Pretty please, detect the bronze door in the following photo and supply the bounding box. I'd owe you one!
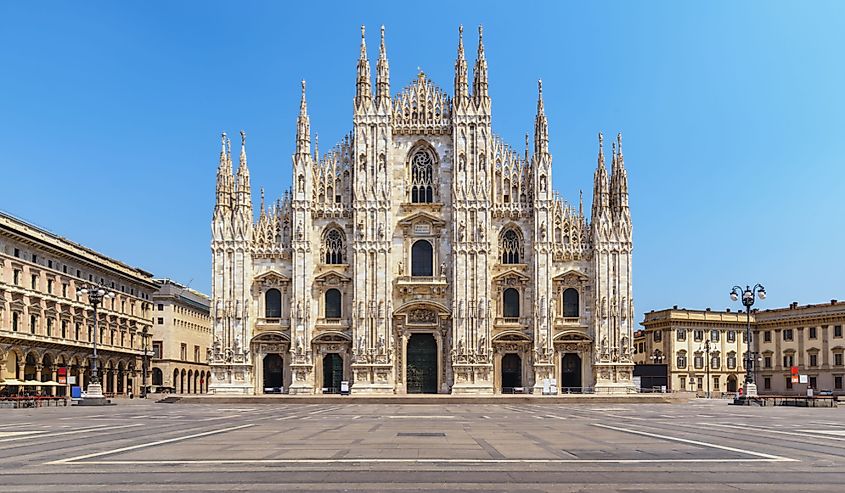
[406,334,437,394]
[322,353,343,393]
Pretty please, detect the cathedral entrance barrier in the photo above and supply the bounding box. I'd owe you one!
[561,353,582,392]
[322,353,343,394]
[262,354,284,394]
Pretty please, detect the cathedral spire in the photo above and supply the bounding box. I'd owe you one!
[259,187,266,219]
[592,132,609,220]
[376,25,391,109]
[236,130,252,215]
[296,80,311,156]
[613,132,630,221]
[534,80,549,158]
[454,25,469,104]
[472,25,489,105]
[355,25,372,109]
[215,132,234,212]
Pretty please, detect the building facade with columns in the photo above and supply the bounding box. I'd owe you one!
[0,211,156,396]
[149,278,212,394]
[210,26,636,395]
[637,300,845,396]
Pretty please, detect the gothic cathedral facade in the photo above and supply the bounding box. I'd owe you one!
[209,26,635,395]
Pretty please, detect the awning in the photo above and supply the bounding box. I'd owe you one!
[40,380,62,386]
[22,380,42,386]
[1,379,24,386]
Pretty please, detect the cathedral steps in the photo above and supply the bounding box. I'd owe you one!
[157,394,681,405]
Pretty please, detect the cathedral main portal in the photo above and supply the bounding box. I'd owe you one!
[406,334,437,394]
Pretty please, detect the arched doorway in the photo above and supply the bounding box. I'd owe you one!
[322,353,343,393]
[406,333,437,394]
[263,354,283,393]
[561,353,582,392]
[501,353,522,391]
[727,375,738,393]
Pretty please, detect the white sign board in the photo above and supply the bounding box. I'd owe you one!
[632,376,642,389]
[799,374,809,384]
[68,376,77,385]
[542,379,551,395]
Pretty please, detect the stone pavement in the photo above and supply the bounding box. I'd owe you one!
[0,398,844,491]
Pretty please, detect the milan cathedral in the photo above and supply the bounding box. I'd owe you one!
[209,26,635,395]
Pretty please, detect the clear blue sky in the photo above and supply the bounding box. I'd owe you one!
[1,1,842,315]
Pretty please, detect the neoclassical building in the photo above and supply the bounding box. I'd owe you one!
[209,26,635,395]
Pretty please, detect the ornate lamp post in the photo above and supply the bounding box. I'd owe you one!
[700,339,711,399]
[141,326,149,398]
[730,284,766,399]
[77,284,115,405]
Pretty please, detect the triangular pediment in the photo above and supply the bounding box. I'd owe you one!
[397,211,446,228]
[553,269,590,283]
[492,268,530,283]
[253,270,291,285]
[314,269,351,284]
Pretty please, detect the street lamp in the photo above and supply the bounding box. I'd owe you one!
[700,339,712,399]
[76,284,116,405]
[141,326,149,398]
[729,284,766,399]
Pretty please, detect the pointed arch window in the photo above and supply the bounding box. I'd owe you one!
[503,288,520,318]
[324,228,345,264]
[500,228,523,264]
[265,289,282,318]
[325,289,341,319]
[411,240,433,276]
[409,147,435,203]
[563,288,579,317]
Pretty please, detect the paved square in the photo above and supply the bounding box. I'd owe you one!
[1,399,844,491]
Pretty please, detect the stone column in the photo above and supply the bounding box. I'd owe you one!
[50,366,57,396]
[35,364,43,394]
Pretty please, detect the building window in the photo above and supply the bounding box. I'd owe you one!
[679,376,686,390]
[764,377,772,390]
[710,354,720,369]
[411,240,433,276]
[713,376,720,391]
[783,354,794,367]
[835,325,843,338]
[785,377,793,390]
[47,279,53,294]
[194,345,200,363]
[62,283,68,297]
[710,330,720,342]
[32,254,37,263]
[61,320,67,338]
[727,330,736,343]
[809,354,818,367]
[764,330,772,342]
[75,323,80,340]
[13,248,19,258]
[676,329,686,341]
[13,270,20,286]
[783,329,794,341]
[152,341,163,359]
[323,228,345,264]
[563,288,579,317]
[694,330,704,342]
[499,228,523,264]
[31,274,37,290]
[835,376,843,390]
[835,353,844,367]
[30,315,37,334]
[676,352,687,369]
[46,318,53,337]
[503,288,520,318]
[653,330,662,342]
[11,312,18,332]
[157,317,164,325]
[157,304,164,311]
[409,147,435,203]
[694,354,704,369]
[180,343,187,361]
[764,355,772,368]
[325,289,342,319]
[809,327,817,339]
[697,377,703,390]
[265,289,282,318]
[727,353,737,369]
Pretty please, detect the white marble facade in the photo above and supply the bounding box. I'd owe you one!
[209,26,635,395]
